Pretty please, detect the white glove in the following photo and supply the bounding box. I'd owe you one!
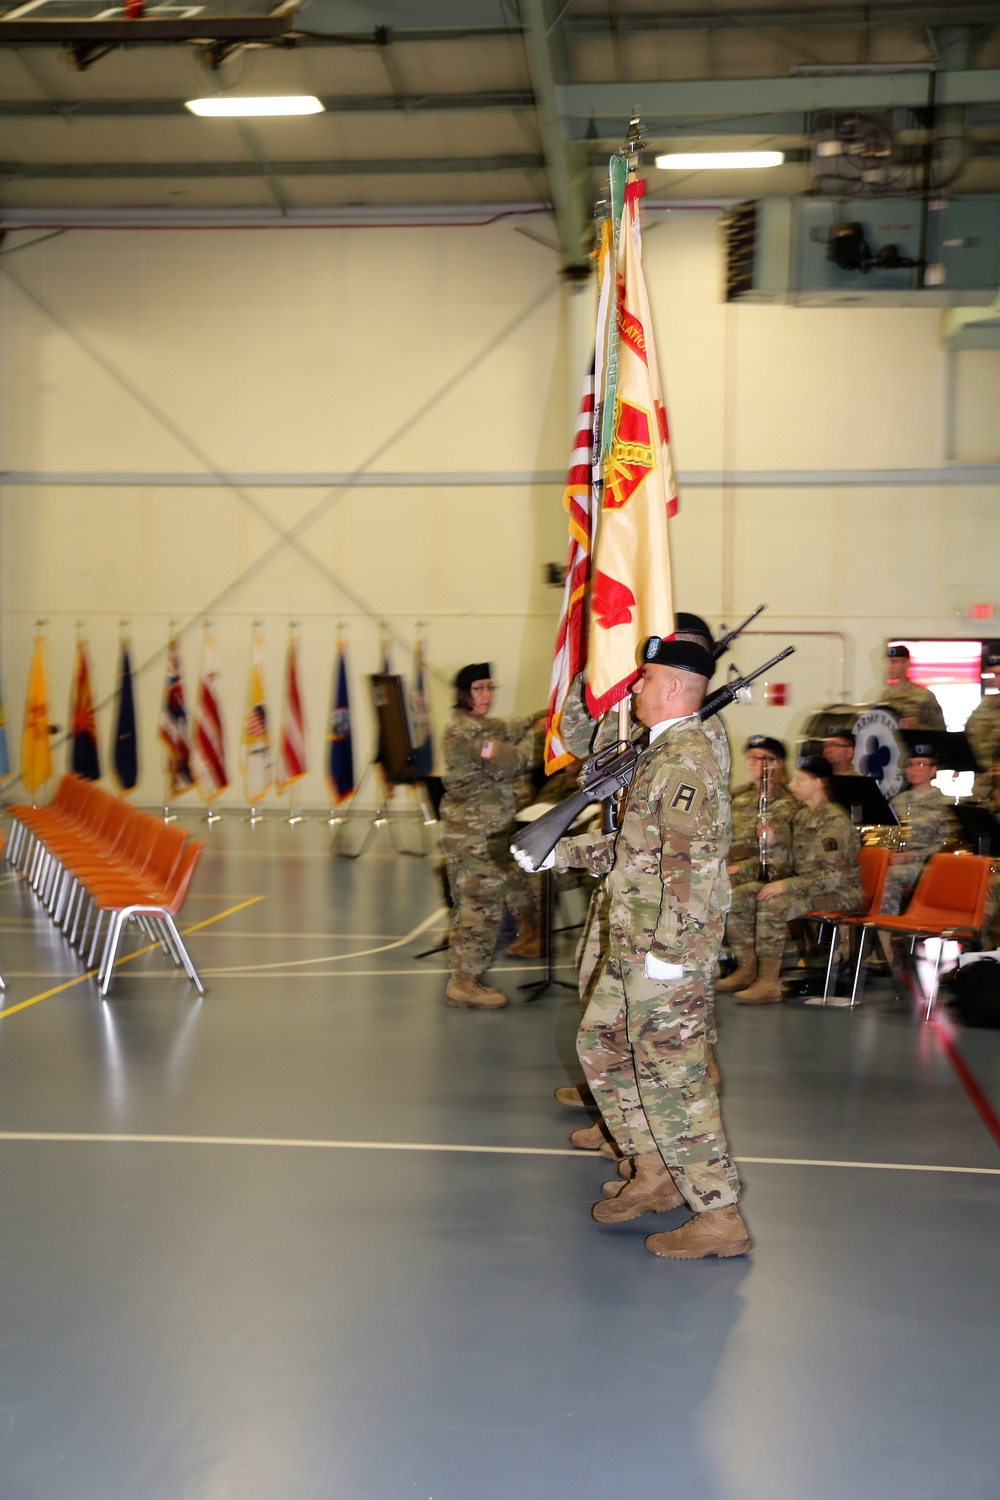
[511,844,554,873]
[644,952,684,981]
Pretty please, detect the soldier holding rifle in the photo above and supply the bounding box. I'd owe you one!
[515,638,751,1261]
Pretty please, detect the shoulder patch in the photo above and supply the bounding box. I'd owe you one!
[658,766,710,825]
[823,837,839,851]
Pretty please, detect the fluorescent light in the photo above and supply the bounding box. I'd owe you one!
[654,151,784,170]
[185,96,325,118]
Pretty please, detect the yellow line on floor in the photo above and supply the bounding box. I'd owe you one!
[0,1132,995,1175]
[0,896,264,1020]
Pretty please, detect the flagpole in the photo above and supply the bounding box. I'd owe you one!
[284,620,304,824]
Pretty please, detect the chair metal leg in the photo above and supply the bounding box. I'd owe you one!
[850,925,871,1007]
[821,923,839,1003]
[99,911,127,996]
[162,913,205,994]
[88,909,106,967]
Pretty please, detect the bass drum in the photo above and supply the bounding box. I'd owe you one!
[800,703,905,799]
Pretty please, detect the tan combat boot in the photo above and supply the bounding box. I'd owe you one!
[553,1083,593,1109]
[568,1121,619,1157]
[644,1203,751,1259]
[505,915,541,958]
[734,956,783,1005]
[715,951,758,992]
[445,973,508,1009]
[591,1153,685,1223]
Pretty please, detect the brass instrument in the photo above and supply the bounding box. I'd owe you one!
[859,819,910,852]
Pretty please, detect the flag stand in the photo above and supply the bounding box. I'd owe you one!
[203,804,223,825]
[242,805,265,825]
[163,776,177,824]
[286,788,303,825]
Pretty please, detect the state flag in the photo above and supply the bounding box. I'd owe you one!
[111,639,139,791]
[278,634,307,790]
[410,631,433,779]
[69,636,100,781]
[240,629,273,804]
[191,631,229,801]
[327,642,354,805]
[21,633,52,795]
[158,632,194,797]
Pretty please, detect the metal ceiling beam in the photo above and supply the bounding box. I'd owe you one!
[519,0,592,276]
[564,5,1000,34]
[0,90,535,120]
[0,153,544,179]
[0,15,290,43]
[557,70,1000,119]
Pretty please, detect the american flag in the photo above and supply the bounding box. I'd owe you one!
[158,634,194,796]
[543,362,599,772]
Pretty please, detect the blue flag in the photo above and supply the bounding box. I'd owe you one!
[327,644,354,805]
[112,640,139,791]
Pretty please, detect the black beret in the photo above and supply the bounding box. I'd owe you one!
[886,644,910,659]
[642,637,713,677]
[675,612,713,646]
[746,735,786,759]
[824,726,856,746]
[797,755,833,781]
[454,662,491,692]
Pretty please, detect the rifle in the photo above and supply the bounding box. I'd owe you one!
[713,603,765,660]
[511,645,795,870]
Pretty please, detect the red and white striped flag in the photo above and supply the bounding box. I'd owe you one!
[586,178,677,718]
[544,365,597,773]
[191,631,229,801]
[278,634,307,789]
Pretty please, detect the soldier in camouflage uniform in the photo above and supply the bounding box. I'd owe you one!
[822,728,861,777]
[726,735,796,890]
[882,743,957,915]
[518,638,750,1261]
[440,663,543,1010]
[964,666,1000,798]
[725,755,862,1004]
[878,644,945,731]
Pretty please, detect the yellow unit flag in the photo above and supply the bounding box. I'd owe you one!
[585,178,677,719]
[21,633,53,794]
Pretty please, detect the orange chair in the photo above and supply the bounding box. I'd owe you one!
[95,837,206,996]
[804,845,891,1006]
[853,852,993,1018]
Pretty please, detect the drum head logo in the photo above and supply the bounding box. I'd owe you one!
[853,708,903,797]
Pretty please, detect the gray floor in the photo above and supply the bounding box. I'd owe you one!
[0,815,997,1500]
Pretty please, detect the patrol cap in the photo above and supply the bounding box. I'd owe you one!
[796,754,833,781]
[746,734,786,760]
[824,726,856,747]
[886,643,910,659]
[901,729,979,773]
[454,662,492,692]
[642,637,713,678]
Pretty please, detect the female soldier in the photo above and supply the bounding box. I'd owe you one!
[440,664,543,1010]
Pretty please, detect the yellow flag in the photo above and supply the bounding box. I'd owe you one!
[21,633,53,794]
[585,179,676,718]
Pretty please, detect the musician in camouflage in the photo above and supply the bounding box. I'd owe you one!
[727,735,796,888]
[725,755,862,1003]
[878,645,945,731]
[440,663,543,1010]
[965,668,1000,797]
[882,744,957,915]
[542,637,750,1261]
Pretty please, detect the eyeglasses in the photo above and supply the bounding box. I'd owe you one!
[470,682,496,692]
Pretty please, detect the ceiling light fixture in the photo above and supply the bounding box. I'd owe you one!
[654,151,784,170]
[185,96,325,118]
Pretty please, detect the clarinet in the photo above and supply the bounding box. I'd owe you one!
[757,760,770,882]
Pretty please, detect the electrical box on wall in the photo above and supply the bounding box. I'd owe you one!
[722,195,1000,306]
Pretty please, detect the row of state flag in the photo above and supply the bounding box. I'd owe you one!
[545,141,679,771]
[11,626,433,807]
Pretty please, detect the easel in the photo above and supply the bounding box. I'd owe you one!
[332,760,435,859]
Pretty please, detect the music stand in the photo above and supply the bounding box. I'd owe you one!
[951,804,1000,856]
[830,776,899,827]
[514,800,590,1003]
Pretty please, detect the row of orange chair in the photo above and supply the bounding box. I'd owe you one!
[806,846,993,1015]
[6,775,206,996]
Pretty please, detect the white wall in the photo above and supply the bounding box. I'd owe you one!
[1,212,997,806]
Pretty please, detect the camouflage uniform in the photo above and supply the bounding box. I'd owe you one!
[965,696,1000,801]
[878,680,945,731]
[553,718,740,1214]
[727,799,861,957]
[440,710,541,977]
[881,783,957,915]
[728,780,796,885]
